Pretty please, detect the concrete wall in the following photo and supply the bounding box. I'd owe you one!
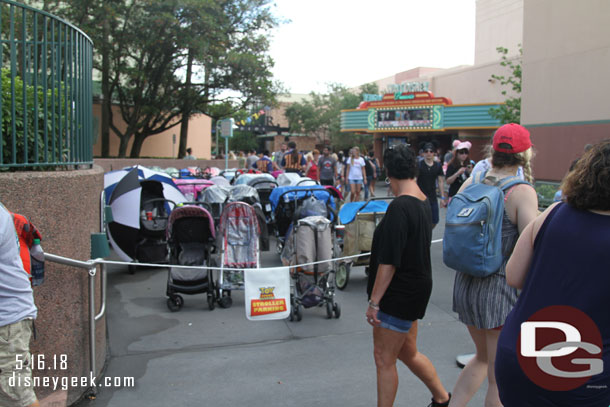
[92,103,212,159]
[521,0,610,181]
[0,167,106,405]
[94,158,240,173]
[521,0,610,125]
[474,0,523,65]
[430,60,516,104]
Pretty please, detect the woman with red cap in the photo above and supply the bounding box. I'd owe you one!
[449,123,539,407]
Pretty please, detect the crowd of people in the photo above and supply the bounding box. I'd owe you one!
[365,125,610,407]
[3,126,608,407]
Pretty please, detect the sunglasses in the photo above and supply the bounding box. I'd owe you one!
[457,149,469,154]
[424,149,434,153]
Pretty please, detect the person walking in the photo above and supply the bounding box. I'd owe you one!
[496,139,610,407]
[318,147,337,186]
[445,141,473,200]
[366,144,451,407]
[305,150,320,180]
[449,123,538,407]
[281,141,306,175]
[183,148,196,160]
[368,151,381,197]
[364,152,377,199]
[416,142,447,229]
[346,146,367,202]
[0,202,40,407]
[273,142,288,169]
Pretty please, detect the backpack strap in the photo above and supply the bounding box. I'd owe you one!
[496,176,530,192]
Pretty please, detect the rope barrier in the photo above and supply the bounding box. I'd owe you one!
[94,240,445,272]
[96,252,372,272]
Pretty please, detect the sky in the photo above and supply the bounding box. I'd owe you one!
[268,0,476,95]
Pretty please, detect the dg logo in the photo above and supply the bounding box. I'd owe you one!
[518,305,604,391]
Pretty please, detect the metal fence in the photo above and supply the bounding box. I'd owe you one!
[0,0,93,169]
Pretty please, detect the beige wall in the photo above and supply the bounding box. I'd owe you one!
[521,0,610,125]
[430,60,516,104]
[93,103,212,159]
[474,0,523,65]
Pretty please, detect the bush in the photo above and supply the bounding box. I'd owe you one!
[1,68,66,167]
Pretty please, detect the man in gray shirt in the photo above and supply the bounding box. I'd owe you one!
[0,202,39,407]
[318,147,337,186]
[246,149,259,169]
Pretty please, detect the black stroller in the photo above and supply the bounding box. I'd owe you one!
[130,181,176,273]
[166,205,217,311]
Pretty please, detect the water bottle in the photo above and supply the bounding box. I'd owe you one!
[30,238,45,286]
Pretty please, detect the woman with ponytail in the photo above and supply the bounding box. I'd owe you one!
[449,124,539,407]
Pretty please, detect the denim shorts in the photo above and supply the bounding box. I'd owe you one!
[349,178,363,185]
[377,311,413,333]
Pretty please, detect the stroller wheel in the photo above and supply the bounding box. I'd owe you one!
[219,295,233,309]
[326,302,333,319]
[276,241,283,255]
[296,305,303,322]
[335,262,350,290]
[167,295,184,312]
[333,302,341,319]
[207,294,216,311]
[128,264,138,275]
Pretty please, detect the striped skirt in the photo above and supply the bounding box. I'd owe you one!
[452,212,519,329]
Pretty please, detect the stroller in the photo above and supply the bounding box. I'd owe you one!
[215,201,261,308]
[173,178,214,201]
[229,184,270,251]
[269,185,337,255]
[131,181,176,271]
[199,184,230,226]
[281,215,341,321]
[336,197,392,290]
[165,205,217,311]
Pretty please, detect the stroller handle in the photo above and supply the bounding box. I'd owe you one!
[250,179,278,189]
[356,196,394,213]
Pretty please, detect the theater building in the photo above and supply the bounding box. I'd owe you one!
[341,0,610,182]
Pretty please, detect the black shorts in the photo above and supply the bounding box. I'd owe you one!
[320,179,334,186]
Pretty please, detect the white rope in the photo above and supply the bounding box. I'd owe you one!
[94,239,443,272]
[96,252,372,272]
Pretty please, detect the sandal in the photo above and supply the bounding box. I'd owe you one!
[427,392,451,407]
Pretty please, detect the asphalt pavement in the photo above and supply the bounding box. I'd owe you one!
[75,182,486,407]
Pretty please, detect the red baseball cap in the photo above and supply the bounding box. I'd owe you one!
[493,123,532,153]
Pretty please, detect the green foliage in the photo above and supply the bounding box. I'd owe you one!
[489,46,522,124]
[1,68,66,167]
[228,130,259,152]
[43,0,282,158]
[284,83,378,152]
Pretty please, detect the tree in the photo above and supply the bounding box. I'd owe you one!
[489,46,522,124]
[284,82,378,151]
[40,0,282,157]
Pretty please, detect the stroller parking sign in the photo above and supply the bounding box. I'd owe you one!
[245,267,291,321]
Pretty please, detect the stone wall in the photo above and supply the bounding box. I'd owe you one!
[0,166,105,405]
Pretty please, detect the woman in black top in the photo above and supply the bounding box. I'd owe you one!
[445,141,472,198]
[365,144,450,407]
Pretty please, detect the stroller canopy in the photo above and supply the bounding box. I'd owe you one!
[269,185,336,212]
[234,173,275,186]
[168,205,215,239]
[338,200,389,225]
[103,167,187,262]
[209,176,231,187]
[173,178,214,201]
[229,185,260,204]
[200,185,230,204]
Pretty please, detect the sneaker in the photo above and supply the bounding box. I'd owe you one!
[427,393,451,407]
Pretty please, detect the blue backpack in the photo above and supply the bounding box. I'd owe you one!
[443,171,529,277]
